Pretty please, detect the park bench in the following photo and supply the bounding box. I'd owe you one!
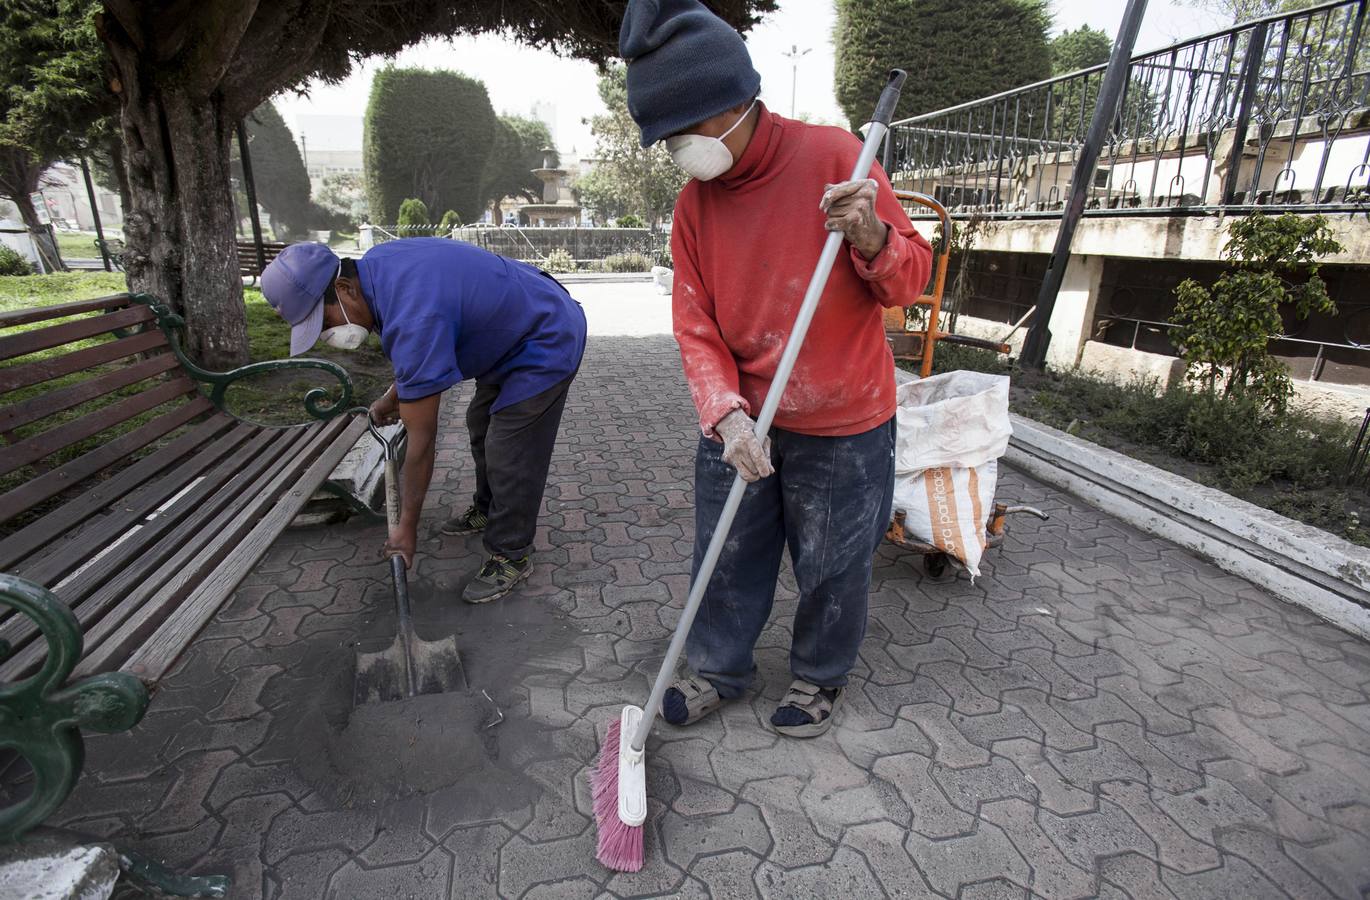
[0,291,366,857]
[236,238,289,280]
[94,237,126,271]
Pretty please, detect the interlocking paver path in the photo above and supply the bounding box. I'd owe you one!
[15,334,1370,899]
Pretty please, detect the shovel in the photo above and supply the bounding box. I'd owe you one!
[354,412,466,706]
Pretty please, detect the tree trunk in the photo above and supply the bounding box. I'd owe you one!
[0,146,63,272]
[104,137,133,223]
[105,49,249,367]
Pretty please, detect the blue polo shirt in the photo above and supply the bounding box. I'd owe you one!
[356,238,587,411]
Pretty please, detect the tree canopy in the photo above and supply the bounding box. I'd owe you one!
[74,0,774,366]
[833,0,1052,126]
[364,67,497,225]
[575,64,686,225]
[1050,26,1113,74]
[481,114,557,214]
[0,0,113,248]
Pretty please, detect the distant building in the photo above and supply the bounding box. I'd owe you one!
[29,162,123,232]
[530,100,557,146]
[294,114,364,190]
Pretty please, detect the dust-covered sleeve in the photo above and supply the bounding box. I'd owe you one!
[840,142,935,309]
[671,191,749,437]
[385,315,464,402]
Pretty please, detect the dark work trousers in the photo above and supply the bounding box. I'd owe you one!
[465,374,575,559]
[686,417,897,699]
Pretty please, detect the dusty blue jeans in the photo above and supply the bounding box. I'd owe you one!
[685,417,896,699]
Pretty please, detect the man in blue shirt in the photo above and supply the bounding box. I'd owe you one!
[262,239,587,603]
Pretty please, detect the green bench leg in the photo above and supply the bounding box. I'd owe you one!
[0,575,229,896]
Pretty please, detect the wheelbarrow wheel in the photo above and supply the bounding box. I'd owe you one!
[924,553,948,578]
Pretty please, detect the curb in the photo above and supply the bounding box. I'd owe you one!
[1005,414,1370,639]
[553,273,653,284]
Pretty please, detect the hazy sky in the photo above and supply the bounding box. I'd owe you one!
[276,0,1225,157]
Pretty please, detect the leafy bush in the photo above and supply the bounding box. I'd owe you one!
[603,252,651,273]
[615,214,646,229]
[397,198,430,226]
[541,248,576,273]
[654,244,673,269]
[1170,212,1343,411]
[0,246,34,276]
[438,209,462,230]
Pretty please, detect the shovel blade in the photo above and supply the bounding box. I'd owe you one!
[354,635,466,707]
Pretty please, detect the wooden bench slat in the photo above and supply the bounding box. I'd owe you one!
[0,351,181,433]
[0,330,168,395]
[0,375,198,479]
[16,423,258,587]
[0,295,134,329]
[40,426,295,609]
[0,396,213,524]
[67,420,353,681]
[120,416,365,682]
[0,415,236,570]
[0,305,154,363]
[0,426,306,679]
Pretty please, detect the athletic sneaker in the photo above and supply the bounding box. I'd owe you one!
[461,554,531,604]
[440,505,488,536]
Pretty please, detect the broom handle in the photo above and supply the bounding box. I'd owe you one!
[632,70,908,751]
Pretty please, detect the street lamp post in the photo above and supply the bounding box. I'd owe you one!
[781,44,811,118]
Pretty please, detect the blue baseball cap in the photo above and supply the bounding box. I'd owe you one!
[260,243,341,356]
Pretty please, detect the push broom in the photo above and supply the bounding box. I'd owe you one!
[592,69,909,872]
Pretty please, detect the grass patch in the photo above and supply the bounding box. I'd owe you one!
[0,271,127,311]
[911,345,1368,546]
[52,230,106,261]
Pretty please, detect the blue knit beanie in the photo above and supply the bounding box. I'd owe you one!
[619,0,762,147]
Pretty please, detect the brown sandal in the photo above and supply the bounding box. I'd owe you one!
[661,674,725,726]
[770,679,843,738]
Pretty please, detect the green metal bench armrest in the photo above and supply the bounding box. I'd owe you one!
[0,574,149,844]
[131,293,355,427]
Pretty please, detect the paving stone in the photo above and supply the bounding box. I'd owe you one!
[754,846,885,900]
[685,850,763,900]
[904,820,1031,897]
[1098,780,1220,874]
[325,845,452,898]
[659,801,772,870]
[980,798,1095,898]
[18,333,1370,900]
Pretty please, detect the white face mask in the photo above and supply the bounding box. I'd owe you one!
[665,99,758,182]
[319,287,370,351]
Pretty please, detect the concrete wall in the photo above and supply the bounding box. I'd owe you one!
[911,211,1369,265]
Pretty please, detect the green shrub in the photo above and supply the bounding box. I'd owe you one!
[397,198,431,226]
[1170,212,1343,411]
[654,244,673,269]
[438,209,462,230]
[541,248,576,273]
[603,252,651,273]
[0,246,34,276]
[615,214,646,229]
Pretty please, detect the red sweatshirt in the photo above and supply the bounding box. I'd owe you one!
[672,105,934,438]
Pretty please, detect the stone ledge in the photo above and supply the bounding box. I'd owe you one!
[1005,413,1370,639]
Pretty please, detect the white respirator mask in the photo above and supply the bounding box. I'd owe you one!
[319,269,370,351]
[664,99,757,182]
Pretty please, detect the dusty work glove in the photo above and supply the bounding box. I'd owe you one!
[715,409,774,483]
[820,178,889,260]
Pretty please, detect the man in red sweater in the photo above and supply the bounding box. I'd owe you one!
[620,0,932,737]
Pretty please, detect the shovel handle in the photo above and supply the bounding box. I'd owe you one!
[384,458,401,530]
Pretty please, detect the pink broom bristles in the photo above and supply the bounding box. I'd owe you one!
[591,717,645,872]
